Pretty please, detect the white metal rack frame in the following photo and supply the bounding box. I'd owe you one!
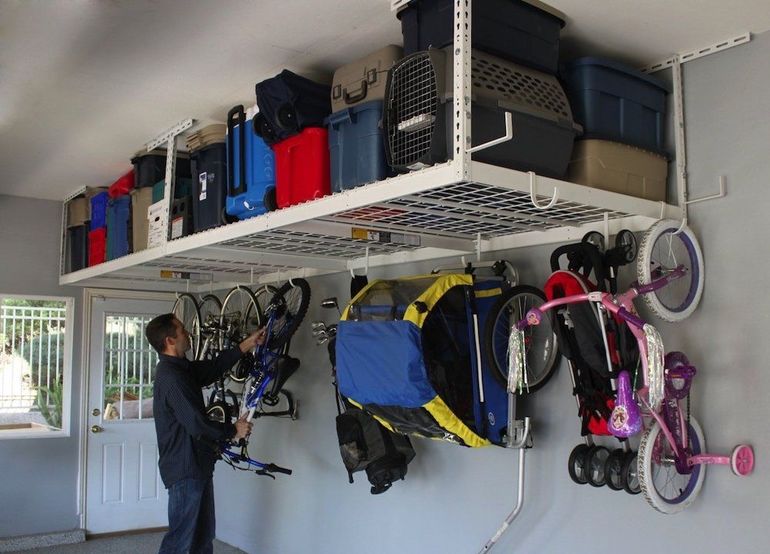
[58,1,744,294]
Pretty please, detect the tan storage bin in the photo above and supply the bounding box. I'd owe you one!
[131,187,154,252]
[186,124,227,152]
[567,139,668,201]
[66,186,106,227]
[331,45,403,112]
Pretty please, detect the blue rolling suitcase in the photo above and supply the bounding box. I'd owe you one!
[226,105,276,220]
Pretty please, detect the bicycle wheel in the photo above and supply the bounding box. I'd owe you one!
[172,293,201,360]
[638,417,706,514]
[255,284,280,319]
[268,278,311,350]
[197,294,222,360]
[220,286,263,348]
[637,220,704,322]
[484,285,560,393]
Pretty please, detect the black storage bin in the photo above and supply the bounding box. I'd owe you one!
[254,70,332,146]
[131,149,192,189]
[191,143,227,232]
[397,0,565,74]
[66,225,88,273]
[169,197,192,240]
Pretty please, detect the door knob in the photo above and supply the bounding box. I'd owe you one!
[91,425,104,433]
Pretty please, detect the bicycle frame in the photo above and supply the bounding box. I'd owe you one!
[517,265,736,471]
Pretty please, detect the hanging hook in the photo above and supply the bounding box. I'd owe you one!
[475,233,482,262]
[350,247,370,278]
[528,172,558,210]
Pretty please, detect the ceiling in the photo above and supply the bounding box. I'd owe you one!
[1,0,768,201]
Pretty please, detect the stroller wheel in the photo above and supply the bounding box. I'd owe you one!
[605,449,627,491]
[568,444,590,485]
[586,446,611,487]
[622,451,641,494]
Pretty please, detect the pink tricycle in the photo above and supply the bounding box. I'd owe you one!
[513,264,754,514]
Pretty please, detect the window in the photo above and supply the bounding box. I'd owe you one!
[0,295,73,438]
[102,313,158,421]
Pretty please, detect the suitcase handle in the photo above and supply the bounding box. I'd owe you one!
[227,105,247,197]
[344,80,368,105]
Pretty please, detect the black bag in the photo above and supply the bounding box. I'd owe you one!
[335,407,416,494]
[254,70,332,146]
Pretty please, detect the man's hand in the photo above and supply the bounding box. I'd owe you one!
[232,413,253,441]
[239,326,267,353]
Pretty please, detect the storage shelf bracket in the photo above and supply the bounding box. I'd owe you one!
[467,112,514,154]
[528,172,559,210]
[686,175,727,206]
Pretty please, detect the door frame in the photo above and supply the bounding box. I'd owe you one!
[77,288,175,530]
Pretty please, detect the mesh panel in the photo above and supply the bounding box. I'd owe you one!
[348,277,439,321]
[387,52,439,169]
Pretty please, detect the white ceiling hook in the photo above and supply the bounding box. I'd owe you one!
[350,247,370,278]
[528,171,559,210]
[672,214,689,235]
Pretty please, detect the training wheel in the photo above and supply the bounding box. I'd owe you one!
[731,444,754,476]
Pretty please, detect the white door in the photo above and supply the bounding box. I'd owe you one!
[85,296,173,533]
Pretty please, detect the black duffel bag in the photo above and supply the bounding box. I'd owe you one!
[254,70,331,146]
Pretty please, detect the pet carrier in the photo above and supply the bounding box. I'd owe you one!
[335,270,556,447]
[331,45,403,112]
[254,70,332,146]
[383,47,580,177]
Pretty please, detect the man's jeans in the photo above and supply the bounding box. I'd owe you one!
[158,477,215,554]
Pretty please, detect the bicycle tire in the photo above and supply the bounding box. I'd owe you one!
[638,417,706,514]
[220,286,263,351]
[197,294,223,360]
[637,220,704,322]
[483,285,560,393]
[172,293,201,360]
[268,278,311,350]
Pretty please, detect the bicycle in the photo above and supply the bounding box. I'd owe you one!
[213,279,310,477]
[513,263,754,513]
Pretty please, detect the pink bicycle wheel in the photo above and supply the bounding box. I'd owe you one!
[731,444,755,476]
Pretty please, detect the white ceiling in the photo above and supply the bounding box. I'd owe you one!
[1,0,768,201]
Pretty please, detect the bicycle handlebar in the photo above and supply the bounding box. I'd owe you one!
[264,463,293,475]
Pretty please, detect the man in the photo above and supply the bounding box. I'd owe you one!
[146,313,266,554]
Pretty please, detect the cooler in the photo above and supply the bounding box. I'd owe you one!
[327,101,391,192]
[226,104,276,219]
[274,127,330,208]
[108,169,135,198]
[191,142,227,231]
[397,0,565,74]
[331,45,403,112]
[561,57,669,154]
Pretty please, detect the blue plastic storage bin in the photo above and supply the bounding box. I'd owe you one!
[226,105,276,219]
[326,101,391,192]
[90,191,109,230]
[106,196,131,260]
[191,142,227,231]
[398,0,565,74]
[561,57,670,154]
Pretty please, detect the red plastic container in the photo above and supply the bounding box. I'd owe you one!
[108,169,135,198]
[274,127,330,208]
[88,227,107,266]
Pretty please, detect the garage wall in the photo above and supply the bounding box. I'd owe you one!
[214,30,769,553]
[0,196,83,537]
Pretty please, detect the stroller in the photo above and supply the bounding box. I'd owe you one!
[335,262,559,448]
[543,230,642,492]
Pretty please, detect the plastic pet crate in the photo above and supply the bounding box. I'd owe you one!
[327,100,391,192]
[131,187,153,252]
[88,227,107,267]
[274,127,330,209]
[106,196,131,260]
[384,48,580,178]
[191,142,227,231]
[66,225,88,273]
[108,169,135,198]
[331,45,403,112]
[90,191,110,230]
[226,105,276,219]
[397,0,565,74]
[561,57,669,154]
[131,149,191,188]
[566,139,668,201]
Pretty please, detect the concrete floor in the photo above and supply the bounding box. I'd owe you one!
[18,532,245,553]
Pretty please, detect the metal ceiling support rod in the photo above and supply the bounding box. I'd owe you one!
[145,118,195,245]
[453,0,472,183]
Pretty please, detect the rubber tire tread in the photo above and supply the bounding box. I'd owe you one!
[172,293,202,360]
[269,278,311,350]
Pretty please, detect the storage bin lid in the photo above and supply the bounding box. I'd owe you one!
[564,57,670,92]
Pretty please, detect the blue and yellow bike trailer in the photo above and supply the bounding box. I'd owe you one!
[335,272,517,448]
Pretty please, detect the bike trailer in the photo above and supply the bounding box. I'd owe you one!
[336,273,513,447]
[254,70,331,146]
[226,104,276,220]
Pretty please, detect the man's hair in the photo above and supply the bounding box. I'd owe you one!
[145,313,177,354]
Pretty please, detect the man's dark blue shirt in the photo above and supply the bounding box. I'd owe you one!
[153,348,242,488]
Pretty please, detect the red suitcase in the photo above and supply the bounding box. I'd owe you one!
[274,127,330,209]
